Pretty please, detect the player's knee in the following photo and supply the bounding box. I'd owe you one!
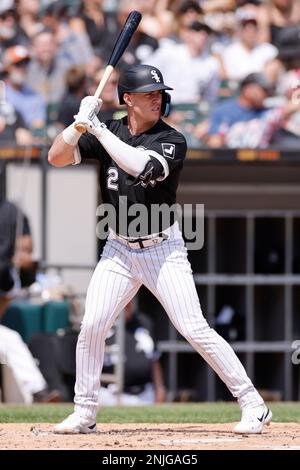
[180,318,211,343]
[79,317,109,339]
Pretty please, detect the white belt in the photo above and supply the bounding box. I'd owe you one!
[109,230,169,249]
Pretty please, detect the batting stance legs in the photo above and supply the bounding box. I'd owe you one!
[73,245,142,419]
[138,235,262,410]
[58,223,268,432]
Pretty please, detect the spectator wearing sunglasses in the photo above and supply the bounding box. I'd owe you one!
[2,44,46,130]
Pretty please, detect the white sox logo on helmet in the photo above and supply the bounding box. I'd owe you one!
[151,70,161,83]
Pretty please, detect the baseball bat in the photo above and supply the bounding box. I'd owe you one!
[75,10,142,133]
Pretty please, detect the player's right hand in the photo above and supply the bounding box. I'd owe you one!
[74,96,103,134]
[78,96,103,116]
[74,108,106,139]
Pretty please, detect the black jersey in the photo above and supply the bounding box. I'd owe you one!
[78,117,187,236]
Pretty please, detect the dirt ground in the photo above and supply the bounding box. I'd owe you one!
[0,423,299,450]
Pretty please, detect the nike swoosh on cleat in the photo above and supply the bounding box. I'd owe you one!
[257,409,269,422]
[89,423,96,430]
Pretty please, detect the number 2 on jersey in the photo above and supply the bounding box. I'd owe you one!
[107,167,119,191]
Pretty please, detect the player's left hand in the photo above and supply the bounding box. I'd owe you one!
[74,110,106,137]
[74,104,107,138]
[74,96,105,136]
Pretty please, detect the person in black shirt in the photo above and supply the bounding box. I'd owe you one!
[49,64,271,435]
[0,197,32,297]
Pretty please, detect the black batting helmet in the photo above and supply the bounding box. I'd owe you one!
[118,64,173,117]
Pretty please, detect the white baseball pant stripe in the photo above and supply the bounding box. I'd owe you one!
[74,223,263,420]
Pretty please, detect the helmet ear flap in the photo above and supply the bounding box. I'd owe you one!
[161,92,171,117]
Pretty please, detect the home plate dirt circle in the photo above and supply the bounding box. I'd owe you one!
[0,423,299,450]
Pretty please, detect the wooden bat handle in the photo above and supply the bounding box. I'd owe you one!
[74,123,87,133]
[94,65,114,98]
[74,66,115,133]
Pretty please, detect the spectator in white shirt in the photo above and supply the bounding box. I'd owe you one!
[219,10,278,82]
[146,20,220,105]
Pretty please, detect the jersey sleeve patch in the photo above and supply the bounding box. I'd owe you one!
[161,143,175,159]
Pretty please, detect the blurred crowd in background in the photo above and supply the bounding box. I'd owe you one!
[1,0,300,150]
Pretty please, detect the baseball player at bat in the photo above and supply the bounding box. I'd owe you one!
[49,64,272,434]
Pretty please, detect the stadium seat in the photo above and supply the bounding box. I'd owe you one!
[42,300,70,333]
[1,302,43,343]
[1,300,70,343]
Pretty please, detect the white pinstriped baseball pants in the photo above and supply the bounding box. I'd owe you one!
[74,223,263,420]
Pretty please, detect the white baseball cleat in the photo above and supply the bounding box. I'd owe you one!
[54,412,97,434]
[233,404,272,434]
